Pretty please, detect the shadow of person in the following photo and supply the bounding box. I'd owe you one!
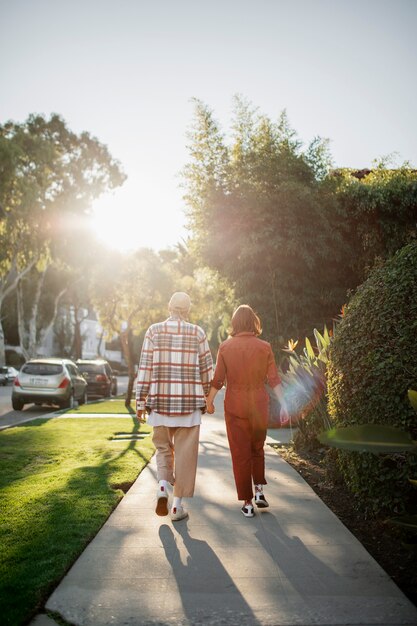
[159,523,261,626]
[255,513,349,597]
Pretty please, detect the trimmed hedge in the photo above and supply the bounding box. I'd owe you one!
[327,242,417,516]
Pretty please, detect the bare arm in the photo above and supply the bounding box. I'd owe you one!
[206,349,226,414]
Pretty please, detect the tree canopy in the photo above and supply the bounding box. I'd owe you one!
[182,98,417,347]
[182,98,351,344]
[0,113,125,364]
[333,165,417,279]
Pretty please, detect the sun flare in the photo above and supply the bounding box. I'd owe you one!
[90,189,185,252]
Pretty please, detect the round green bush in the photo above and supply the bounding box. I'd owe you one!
[327,242,417,516]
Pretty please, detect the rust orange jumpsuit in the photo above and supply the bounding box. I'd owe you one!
[211,332,281,500]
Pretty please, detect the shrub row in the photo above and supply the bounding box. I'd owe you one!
[326,243,417,515]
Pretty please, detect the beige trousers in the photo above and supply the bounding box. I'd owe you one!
[152,425,200,497]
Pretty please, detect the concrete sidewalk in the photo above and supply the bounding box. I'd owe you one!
[33,404,417,626]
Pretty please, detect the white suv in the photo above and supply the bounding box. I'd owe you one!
[12,358,87,411]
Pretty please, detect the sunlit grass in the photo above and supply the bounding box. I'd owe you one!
[69,398,136,413]
[0,415,154,626]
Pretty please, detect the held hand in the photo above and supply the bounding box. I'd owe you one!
[136,400,147,423]
[279,407,290,426]
[206,401,215,414]
[136,409,147,424]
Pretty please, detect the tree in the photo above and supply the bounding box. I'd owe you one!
[15,262,68,360]
[160,243,235,353]
[183,98,351,346]
[333,164,417,280]
[0,113,125,364]
[92,243,236,405]
[91,248,173,406]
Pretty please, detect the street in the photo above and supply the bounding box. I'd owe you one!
[0,376,130,430]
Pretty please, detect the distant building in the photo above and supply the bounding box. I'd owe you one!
[8,306,124,366]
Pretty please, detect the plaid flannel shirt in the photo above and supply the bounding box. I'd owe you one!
[136,316,213,416]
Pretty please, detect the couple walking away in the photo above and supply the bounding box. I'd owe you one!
[136,292,283,521]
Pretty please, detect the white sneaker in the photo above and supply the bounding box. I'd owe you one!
[171,505,188,522]
[155,485,168,516]
[241,503,254,518]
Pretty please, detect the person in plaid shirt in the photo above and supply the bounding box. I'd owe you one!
[136,292,213,521]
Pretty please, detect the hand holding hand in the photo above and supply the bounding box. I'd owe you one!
[206,401,215,414]
[136,410,147,424]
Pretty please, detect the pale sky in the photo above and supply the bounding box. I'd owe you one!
[1,0,416,251]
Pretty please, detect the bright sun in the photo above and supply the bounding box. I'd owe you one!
[91,200,135,251]
[90,188,186,252]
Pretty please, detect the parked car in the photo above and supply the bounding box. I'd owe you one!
[12,358,87,411]
[6,366,19,382]
[0,366,8,386]
[76,359,117,398]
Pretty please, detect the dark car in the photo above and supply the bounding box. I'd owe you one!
[0,366,8,386]
[76,359,117,398]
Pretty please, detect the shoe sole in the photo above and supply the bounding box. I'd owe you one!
[155,495,168,516]
[255,501,269,508]
[171,512,189,522]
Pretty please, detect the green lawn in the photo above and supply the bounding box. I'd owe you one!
[68,398,136,413]
[0,411,154,626]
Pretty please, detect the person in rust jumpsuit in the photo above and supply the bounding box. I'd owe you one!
[206,305,282,518]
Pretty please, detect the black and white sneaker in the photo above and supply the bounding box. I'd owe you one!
[254,491,269,508]
[241,503,255,518]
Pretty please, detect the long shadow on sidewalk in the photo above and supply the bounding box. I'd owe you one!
[255,513,343,595]
[254,512,404,601]
[160,523,261,625]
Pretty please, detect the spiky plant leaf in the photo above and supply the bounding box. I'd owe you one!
[408,389,417,412]
[388,515,417,531]
[318,424,417,454]
[305,337,315,360]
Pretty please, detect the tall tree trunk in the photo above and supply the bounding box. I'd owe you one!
[269,266,280,339]
[121,328,136,409]
[96,327,105,357]
[16,269,46,360]
[0,258,38,365]
[53,312,73,357]
[120,306,141,409]
[72,306,83,360]
[0,313,5,366]
[16,280,30,361]
[71,306,89,360]
[36,285,68,355]
[27,269,46,358]
[17,269,46,359]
